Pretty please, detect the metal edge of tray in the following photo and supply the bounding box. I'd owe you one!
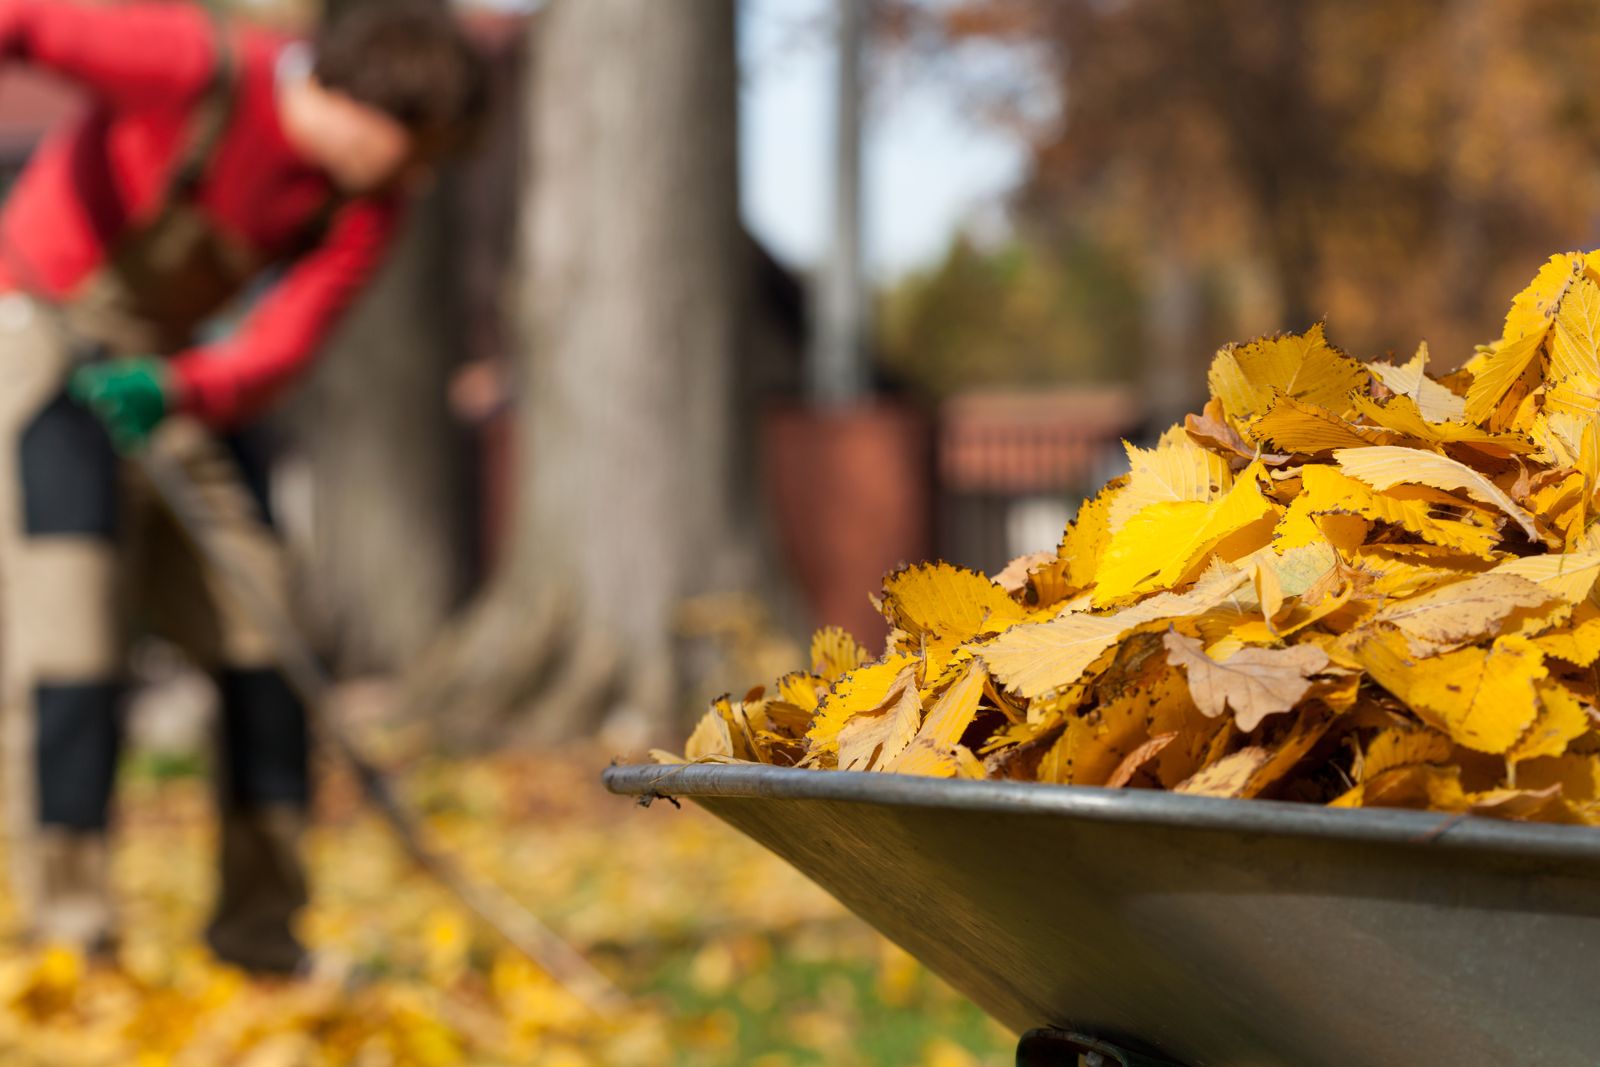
[602,761,1600,862]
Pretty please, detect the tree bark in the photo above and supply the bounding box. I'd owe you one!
[270,0,472,676]
[404,0,749,745]
[282,190,471,675]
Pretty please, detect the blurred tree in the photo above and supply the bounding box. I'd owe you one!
[405,0,749,742]
[878,233,1143,396]
[279,0,472,674]
[898,0,1600,384]
[286,200,471,673]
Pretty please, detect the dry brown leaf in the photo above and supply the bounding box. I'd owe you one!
[1162,629,1331,732]
[1106,733,1178,789]
[1375,573,1559,653]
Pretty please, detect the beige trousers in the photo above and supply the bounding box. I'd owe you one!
[0,294,309,968]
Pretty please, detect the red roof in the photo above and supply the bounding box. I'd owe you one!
[939,386,1139,494]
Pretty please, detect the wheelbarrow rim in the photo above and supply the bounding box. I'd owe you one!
[604,761,1600,863]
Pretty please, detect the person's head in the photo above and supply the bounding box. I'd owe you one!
[286,1,489,194]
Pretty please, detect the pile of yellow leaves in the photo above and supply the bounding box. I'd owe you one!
[0,748,1009,1065]
[670,251,1600,824]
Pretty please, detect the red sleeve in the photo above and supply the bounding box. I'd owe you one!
[0,0,215,109]
[169,196,405,428]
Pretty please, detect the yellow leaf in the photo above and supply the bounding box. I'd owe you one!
[1207,323,1369,426]
[1350,552,1478,602]
[1097,463,1277,603]
[1109,426,1233,530]
[1175,705,1334,798]
[1233,568,1359,643]
[1348,392,1536,453]
[1105,734,1179,788]
[1104,678,1207,787]
[1375,573,1559,653]
[776,672,824,712]
[1533,605,1600,665]
[1253,554,1286,625]
[1542,276,1600,415]
[752,688,814,744]
[1524,469,1589,550]
[1038,673,1191,787]
[1531,411,1581,471]
[1161,467,1280,585]
[837,671,921,771]
[810,627,868,683]
[1503,251,1596,343]
[805,652,919,756]
[1518,754,1600,802]
[880,562,1027,674]
[1018,557,1080,611]
[1547,272,1600,385]
[1162,629,1331,732]
[1259,541,1340,598]
[684,703,735,761]
[1291,465,1500,556]
[981,568,1250,699]
[1059,485,1115,590]
[1464,330,1544,428]
[1356,628,1546,754]
[1359,727,1453,782]
[1464,785,1570,822]
[1543,377,1600,422]
[1269,495,1323,554]
[895,738,989,780]
[1333,445,1540,543]
[1490,549,1600,605]
[1332,764,1466,812]
[1251,394,1388,454]
[1509,681,1592,765]
[1094,499,1213,602]
[992,550,1055,596]
[887,659,987,775]
[1463,251,1594,429]
[1367,343,1466,423]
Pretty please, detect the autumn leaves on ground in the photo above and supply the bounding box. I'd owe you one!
[675,251,1600,823]
[0,747,1009,1066]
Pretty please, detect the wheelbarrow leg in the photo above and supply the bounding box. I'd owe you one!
[1017,1028,1189,1067]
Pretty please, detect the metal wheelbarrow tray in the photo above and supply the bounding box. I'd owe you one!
[603,762,1600,1067]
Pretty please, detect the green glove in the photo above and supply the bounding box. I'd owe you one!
[68,357,171,452]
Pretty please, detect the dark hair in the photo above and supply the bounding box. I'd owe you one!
[313,1,490,153]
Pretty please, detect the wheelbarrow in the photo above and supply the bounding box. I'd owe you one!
[603,762,1600,1067]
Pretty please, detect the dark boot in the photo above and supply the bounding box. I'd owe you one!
[204,806,308,975]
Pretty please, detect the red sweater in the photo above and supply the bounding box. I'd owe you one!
[0,0,404,427]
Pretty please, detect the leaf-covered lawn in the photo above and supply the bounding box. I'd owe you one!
[0,747,1012,1065]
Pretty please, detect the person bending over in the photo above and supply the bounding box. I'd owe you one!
[0,0,486,973]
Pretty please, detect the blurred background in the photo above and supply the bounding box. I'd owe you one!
[4,0,1600,1063]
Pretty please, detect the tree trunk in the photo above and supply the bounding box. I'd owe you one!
[404,0,748,745]
[281,190,471,675]
[269,0,472,676]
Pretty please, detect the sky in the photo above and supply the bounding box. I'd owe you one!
[460,0,1034,283]
[738,0,1032,282]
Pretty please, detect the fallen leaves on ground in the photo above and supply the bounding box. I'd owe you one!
[668,250,1600,826]
[0,748,1011,1066]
